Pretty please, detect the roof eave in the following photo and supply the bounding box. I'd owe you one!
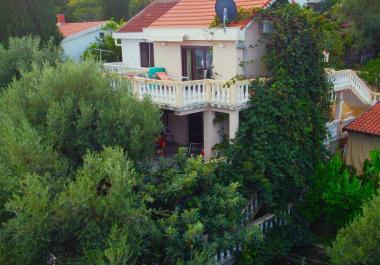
[61,23,107,42]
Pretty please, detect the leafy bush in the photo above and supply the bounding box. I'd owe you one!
[0,36,62,89]
[359,56,380,90]
[328,191,380,265]
[363,150,380,182]
[0,147,148,264]
[0,60,161,170]
[303,154,377,229]
[0,147,252,264]
[139,148,247,264]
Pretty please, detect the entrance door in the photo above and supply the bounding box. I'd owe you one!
[182,46,213,80]
[188,113,203,143]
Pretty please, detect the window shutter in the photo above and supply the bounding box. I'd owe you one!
[149,43,154,67]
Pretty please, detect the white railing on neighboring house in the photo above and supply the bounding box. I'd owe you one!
[214,205,292,265]
[328,69,379,106]
[325,116,356,145]
[241,191,264,223]
[103,62,149,76]
[130,77,252,111]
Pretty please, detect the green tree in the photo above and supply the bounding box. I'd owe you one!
[0,147,253,264]
[102,0,130,20]
[0,61,161,171]
[0,36,63,89]
[227,5,332,209]
[0,0,62,45]
[328,191,380,265]
[359,56,380,91]
[303,154,377,229]
[0,148,147,264]
[82,20,124,62]
[129,0,151,18]
[66,0,103,21]
[339,0,380,57]
[139,149,247,264]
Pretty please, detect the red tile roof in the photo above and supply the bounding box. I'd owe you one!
[119,1,179,33]
[344,102,380,137]
[59,21,106,37]
[119,0,271,33]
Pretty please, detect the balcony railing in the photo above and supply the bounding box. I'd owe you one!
[105,64,380,112]
[103,62,149,76]
[328,69,380,106]
[129,77,252,111]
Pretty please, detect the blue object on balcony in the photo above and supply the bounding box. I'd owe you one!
[148,67,166,79]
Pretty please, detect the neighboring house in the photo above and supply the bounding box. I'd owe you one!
[343,102,380,174]
[105,0,380,160]
[57,14,106,61]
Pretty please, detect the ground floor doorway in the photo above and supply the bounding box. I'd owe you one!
[188,112,203,143]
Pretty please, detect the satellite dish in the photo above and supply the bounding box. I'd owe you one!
[215,0,238,30]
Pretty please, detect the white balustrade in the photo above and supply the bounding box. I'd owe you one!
[372,93,380,104]
[106,64,378,111]
[215,205,291,265]
[103,62,148,76]
[129,78,253,110]
[329,69,376,106]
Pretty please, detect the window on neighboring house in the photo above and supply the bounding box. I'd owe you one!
[140,42,154,68]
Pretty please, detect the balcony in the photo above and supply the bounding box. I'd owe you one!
[104,63,380,114]
[131,77,251,112]
[104,62,253,112]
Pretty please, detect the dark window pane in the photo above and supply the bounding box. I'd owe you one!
[140,42,154,68]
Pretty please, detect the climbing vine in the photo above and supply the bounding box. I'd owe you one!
[225,4,333,209]
[209,7,260,28]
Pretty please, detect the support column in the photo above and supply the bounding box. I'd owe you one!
[229,111,240,141]
[335,91,344,121]
[203,110,219,161]
[335,91,344,137]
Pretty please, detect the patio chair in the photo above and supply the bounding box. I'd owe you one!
[188,143,204,157]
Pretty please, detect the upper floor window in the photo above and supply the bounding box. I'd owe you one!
[140,42,154,68]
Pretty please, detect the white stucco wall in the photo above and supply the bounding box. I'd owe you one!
[153,40,242,80]
[121,39,142,68]
[61,27,105,62]
[213,41,243,80]
[243,21,267,78]
[118,23,267,79]
[154,41,183,78]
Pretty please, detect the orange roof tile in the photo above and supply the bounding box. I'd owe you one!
[119,0,271,33]
[59,21,106,37]
[119,1,179,33]
[344,102,380,137]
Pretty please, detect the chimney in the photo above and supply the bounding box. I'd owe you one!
[57,14,66,25]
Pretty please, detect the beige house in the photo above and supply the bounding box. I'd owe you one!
[344,102,380,174]
[104,0,380,160]
[105,0,276,159]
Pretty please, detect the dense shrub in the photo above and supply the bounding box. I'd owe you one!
[0,36,62,89]
[227,4,332,209]
[0,60,162,170]
[303,154,377,229]
[359,56,380,90]
[328,191,380,265]
[0,148,252,264]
